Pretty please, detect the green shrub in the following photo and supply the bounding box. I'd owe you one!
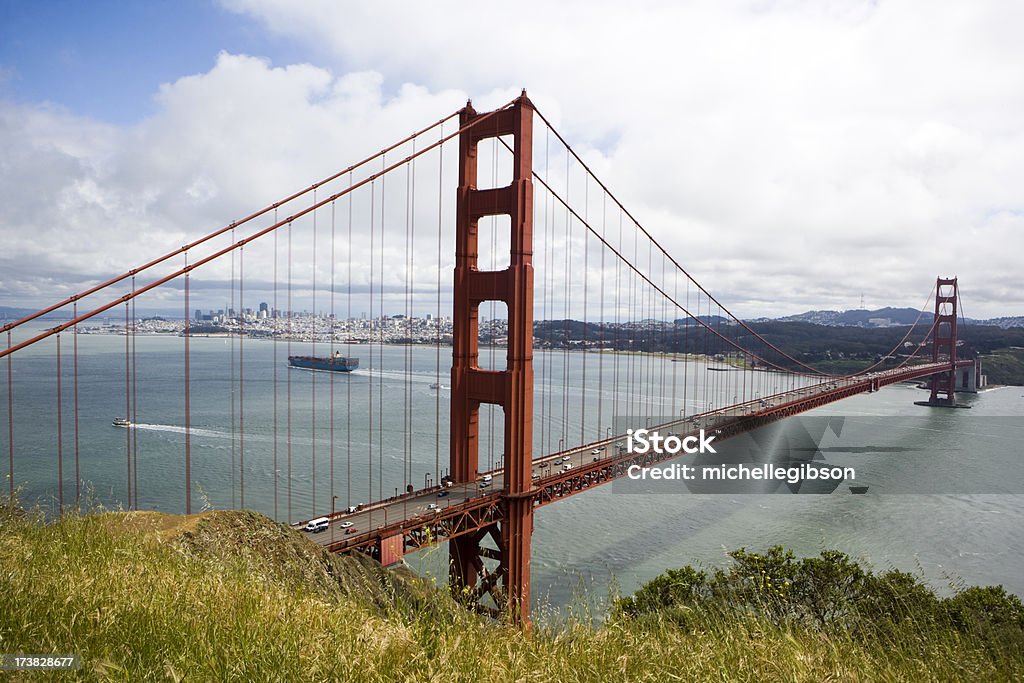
[618,545,1024,648]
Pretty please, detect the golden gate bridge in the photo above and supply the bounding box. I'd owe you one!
[0,91,973,624]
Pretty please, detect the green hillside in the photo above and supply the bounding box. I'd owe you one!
[1,505,1021,681]
[979,348,1024,386]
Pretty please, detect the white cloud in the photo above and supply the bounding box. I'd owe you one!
[211,0,1024,317]
[1,1,1022,319]
[0,54,472,315]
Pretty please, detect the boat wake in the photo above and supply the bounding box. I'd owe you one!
[128,423,334,447]
[131,423,235,440]
[351,368,448,385]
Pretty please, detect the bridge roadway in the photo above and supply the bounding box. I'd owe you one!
[298,360,969,563]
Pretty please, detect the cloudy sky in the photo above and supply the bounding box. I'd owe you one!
[1,0,1021,319]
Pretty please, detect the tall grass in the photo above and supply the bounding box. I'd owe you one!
[1,505,1020,681]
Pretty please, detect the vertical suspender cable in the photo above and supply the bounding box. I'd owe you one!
[404,152,412,489]
[403,143,411,485]
[613,209,622,431]
[659,254,667,416]
[632,235,640,419]
[627,218,636,419]
[378,157,385,501]
[7,331,12,500]
[536,142,544,464]
[73,301,80,509]
[287,222,293,523]
[547,133,557,454]
[671,265,677,417]
[539,126,550,455]
[646,238,654,421]
[683,278,689,418]
[403,158,409,489]
[230,234,236,508]
[239,244,245,509]
[435,134,442,482]
[184,255,191,514]
[639,240,647,421]
[311,191,317,516]
[330,199,336,515]
[561,152,571,450]
[581,174,589,443]
[741,322,747,408]
[710,301,717,411]
[124,301,131,506]
[272,214,279,520]
[347,173,353,509]
[716,303,723,410]
[597,193,605,439]
[368,180,375,507]
[702,292,710,413]
[56,333,63,513]
[131,277,138,509]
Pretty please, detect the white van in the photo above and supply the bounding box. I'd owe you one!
[304,516,330,533]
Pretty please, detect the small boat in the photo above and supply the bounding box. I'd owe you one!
[849,485,869,494]
[429,383,447,390]
[112,417,131,428]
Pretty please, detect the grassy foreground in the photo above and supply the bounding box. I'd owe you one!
[1,505,1022,681]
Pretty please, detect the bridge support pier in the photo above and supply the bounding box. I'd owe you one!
[450,92,535,624]
[956,359,980,393]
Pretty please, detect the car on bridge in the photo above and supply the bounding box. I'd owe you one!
[303,517,329,533]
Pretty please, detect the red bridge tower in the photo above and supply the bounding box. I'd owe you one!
[450,92,535,623]
[929,277,959,405]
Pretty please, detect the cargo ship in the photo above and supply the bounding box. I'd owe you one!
[288,351,359,373]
